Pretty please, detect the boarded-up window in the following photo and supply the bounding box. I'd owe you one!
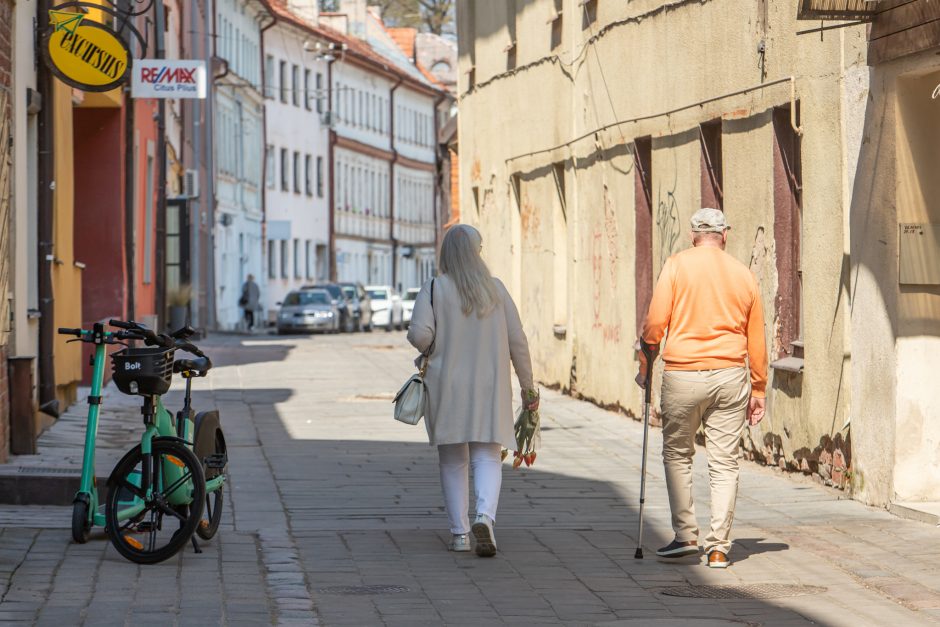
[773,105,802,358]
[797,0,877,20]
[700,120,723,211]
[634,137,653,338]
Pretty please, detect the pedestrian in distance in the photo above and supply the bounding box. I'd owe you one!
[407,224,538,557]
[637,207,768,569]
[239,274,260,332]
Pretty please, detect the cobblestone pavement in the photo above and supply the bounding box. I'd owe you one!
[2,332,940,626]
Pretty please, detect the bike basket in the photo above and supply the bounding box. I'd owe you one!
[111,347,175,396]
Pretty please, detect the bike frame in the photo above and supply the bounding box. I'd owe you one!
[75,328,225,529]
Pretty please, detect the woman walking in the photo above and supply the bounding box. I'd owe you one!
[407,224,538,557]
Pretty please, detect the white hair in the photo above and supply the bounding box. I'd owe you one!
[439,224,500,317]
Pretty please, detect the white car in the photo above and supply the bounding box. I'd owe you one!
[366,285,404,331]
[402,288,420,327]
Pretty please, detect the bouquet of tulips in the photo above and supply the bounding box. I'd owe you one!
[502,389,541,468]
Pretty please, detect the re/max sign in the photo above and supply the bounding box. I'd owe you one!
[132,60,207,99]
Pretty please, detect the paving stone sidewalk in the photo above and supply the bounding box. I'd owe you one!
[2,332,940,626]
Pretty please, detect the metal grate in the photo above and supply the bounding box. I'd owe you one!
[317,585,410,595]
[660,584,826,599]
[18,467,80,475]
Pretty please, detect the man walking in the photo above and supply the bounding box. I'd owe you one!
[638,208,767,569]
[240,274,260,332]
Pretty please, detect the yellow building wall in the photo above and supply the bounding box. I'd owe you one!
[52,80,83,408]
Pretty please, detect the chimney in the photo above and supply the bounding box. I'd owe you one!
[287,0,319,23]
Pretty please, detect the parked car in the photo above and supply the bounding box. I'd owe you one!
[338,282,373,332]
[366,285,404,331]
[276,289,340,334]
[402,287,420,327]
[304,283,356,333]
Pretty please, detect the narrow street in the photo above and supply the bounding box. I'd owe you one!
[2,333,939,626]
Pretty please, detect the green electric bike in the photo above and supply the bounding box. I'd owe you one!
[58,319,228,564]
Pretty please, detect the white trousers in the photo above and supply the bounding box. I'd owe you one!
[437,442,503,535]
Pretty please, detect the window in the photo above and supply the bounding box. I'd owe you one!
[633,137,653,338]
[279,60,288,103]
[335,82,342,120]
[700,119,723,210]
[293,151,301,193]
[506,0,517,70]
[305,155,313,196]
[294,239,301,279]
[268,240,277,279]
[316,157,324,198]
[280,148,289,191]
[772,105,803,360]
[264,55,275,98]
[550,0,563,49]
[266,145,275,189]
[304,69,311,110]
[305,240,313,279]
[280,240,289,278]
[316,73,324,113]
[292,65,300,106]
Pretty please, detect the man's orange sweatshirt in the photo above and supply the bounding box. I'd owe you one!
[641,246,768,398]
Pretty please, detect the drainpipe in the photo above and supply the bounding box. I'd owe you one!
[389,75,403,290]
[432,93,446,259]
[206,0,220,329]
[259,12,277,289]
[327,55,338,281]
[123,77,136,322]
[36,0,58,417]
[154,0,168,328]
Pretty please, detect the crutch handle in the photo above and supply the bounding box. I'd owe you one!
[640,341,657,403]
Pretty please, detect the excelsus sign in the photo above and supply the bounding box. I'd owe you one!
[132,60,207,99]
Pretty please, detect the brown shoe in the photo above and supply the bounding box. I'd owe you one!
[707,551,730,569]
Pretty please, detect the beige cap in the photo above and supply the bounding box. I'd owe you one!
[690,208,730,233]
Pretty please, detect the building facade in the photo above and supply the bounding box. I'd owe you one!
[262,9,332,320]
[457,0,864,495]
[213,0,270,329]
[325,2,443,291]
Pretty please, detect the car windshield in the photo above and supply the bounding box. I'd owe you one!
[283,291,329,306]
[368,289,388,301]
[341,286,356,300]
[314,285,343,300]
[403,291,419,301]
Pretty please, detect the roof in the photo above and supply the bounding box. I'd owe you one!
[265,0,443,97]
[388,28,417,61]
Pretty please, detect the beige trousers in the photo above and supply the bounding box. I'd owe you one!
[661,367,750,555]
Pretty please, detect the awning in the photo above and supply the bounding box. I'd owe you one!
[797,0,879,20]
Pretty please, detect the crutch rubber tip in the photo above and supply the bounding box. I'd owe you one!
[634,548,643,559]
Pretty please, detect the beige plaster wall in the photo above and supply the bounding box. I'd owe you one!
[458,0,867,488]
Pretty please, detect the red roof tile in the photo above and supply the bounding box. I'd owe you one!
[388,27,417,61]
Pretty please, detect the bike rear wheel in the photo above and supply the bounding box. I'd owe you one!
[196,429,226,541]
[105,439,205,564]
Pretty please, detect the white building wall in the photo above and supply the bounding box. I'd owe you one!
[213,0,267,329]
[332,63,394,152]
[11,1,39,360]
[262,22,331,320]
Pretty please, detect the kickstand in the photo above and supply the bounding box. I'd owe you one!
[191,535,203,554]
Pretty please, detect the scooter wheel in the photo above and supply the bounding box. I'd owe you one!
[71,499,91,544]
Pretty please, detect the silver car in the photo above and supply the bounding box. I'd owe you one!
[276,289,340,334]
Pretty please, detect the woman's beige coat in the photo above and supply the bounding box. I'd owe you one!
[406,275,534,449]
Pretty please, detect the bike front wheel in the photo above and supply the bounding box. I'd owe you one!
[105,439,205,564]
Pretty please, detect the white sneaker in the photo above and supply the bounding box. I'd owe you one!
[471,514,497,557]
[449,533,470,552]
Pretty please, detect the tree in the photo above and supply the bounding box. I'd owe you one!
[374,0,455,36]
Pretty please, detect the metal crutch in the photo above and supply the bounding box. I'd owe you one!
[635,342,654,559]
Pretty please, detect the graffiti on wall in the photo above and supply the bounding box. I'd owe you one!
[656,180,681,268]
[591,231,622,344]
